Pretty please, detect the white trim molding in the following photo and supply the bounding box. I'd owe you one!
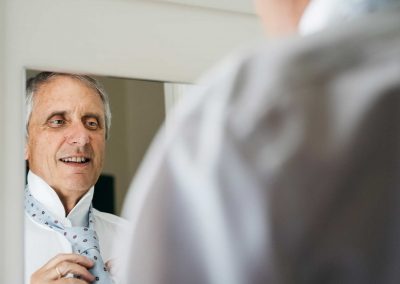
[149,0,255,14]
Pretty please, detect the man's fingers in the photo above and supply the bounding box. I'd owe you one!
[31,253,95,284]
[105,259,114,272]
[59,278,91,284]
[57,262,95,283]
[43,253,94,269]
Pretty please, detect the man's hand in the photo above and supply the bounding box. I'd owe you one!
[31,253,95,284]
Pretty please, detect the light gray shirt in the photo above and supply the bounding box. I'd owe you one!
[117,8,400,284]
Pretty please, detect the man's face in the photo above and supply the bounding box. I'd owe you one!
[25,76,106,199]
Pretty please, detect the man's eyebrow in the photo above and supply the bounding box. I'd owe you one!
[45,111,66,121]
[82,113,102,121]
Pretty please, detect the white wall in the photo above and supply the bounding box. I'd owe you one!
[1,0,26,282]
[0,0,263,282]
[100,77,166,215]
[0,0,6,279]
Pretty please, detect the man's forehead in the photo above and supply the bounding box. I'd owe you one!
[34,77,100,102]
[35,75,96,95]
[32,77,105,116]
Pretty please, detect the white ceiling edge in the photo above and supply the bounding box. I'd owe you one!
[150,0,256,14]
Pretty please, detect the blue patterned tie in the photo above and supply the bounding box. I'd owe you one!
[25,187,112,283]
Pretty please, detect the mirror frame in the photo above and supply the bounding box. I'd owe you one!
[150,0,255,14]
[0,0,262,282]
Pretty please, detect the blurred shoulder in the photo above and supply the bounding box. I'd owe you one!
[199,8,400,101]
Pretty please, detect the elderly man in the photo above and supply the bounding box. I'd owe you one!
[117,0,400,283]
[25,72,126,284]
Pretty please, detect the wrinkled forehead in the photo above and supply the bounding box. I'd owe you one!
[32,76,105,117]
[33,75,104,108]
[34,75,98,97]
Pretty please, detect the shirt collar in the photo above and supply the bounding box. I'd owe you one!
[27,170,94,227]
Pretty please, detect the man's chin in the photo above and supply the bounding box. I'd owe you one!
[62,177,96,193]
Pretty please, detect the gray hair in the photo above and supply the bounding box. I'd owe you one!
[26,72,112,139]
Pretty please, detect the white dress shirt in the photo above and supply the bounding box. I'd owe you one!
[25,171,128,284]
[117,6,400,284]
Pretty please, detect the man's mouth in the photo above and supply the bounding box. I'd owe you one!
[59,156,91,164]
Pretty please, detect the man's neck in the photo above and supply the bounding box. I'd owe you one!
[27,171,94,222]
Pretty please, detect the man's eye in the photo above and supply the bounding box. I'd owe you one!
[48,119,65,127]
[86,120,99,129]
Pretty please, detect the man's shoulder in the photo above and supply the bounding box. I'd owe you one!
[225,9,400,96]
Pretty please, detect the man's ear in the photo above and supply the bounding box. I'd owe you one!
[25,144,29,160]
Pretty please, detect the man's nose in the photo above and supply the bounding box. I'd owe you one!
[65,123,90,146]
